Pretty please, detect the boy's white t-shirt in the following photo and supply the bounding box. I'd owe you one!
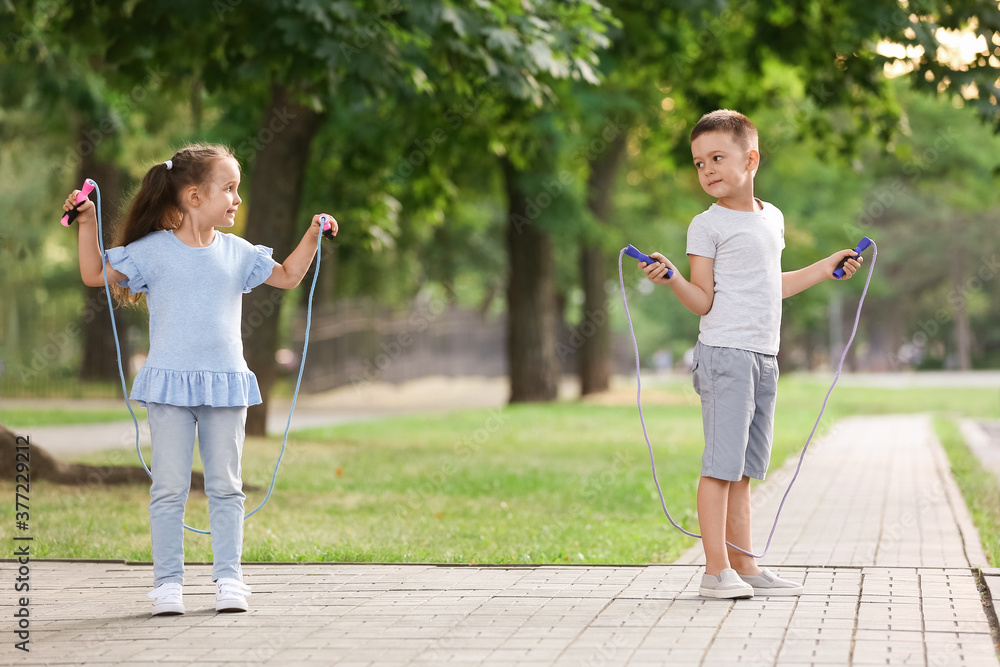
[686,200,784,356]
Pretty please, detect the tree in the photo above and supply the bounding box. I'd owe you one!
[845,82,1000,370]
[501,148,563,403]
[76,129,132,381]
[571,0,1000,390]
[0,7,140,384]
[18,0,615,433]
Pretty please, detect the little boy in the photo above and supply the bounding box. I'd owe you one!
[639,110,862,599]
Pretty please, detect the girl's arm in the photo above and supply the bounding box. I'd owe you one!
[66,192,127,287]
[641,252,715,316]
[782,249,862,298]
[265,214,338,289]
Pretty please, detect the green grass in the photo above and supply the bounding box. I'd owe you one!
[1,377,997,564]
[934,417,1000,568]
[0,408,145,427]
[0,376,121,399]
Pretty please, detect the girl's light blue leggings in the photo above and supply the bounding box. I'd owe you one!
[146,403,247,587]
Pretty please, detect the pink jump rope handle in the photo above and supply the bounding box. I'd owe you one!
[61,179,97,226]
[320,214,336,240]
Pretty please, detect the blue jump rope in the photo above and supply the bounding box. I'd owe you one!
[64,178,330,534]
[619,239,876,558]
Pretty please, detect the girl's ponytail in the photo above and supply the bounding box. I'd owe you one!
[112,144,238,306]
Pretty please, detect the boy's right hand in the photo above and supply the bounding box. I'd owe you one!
[64,191,96,226]
[640,252,677,284]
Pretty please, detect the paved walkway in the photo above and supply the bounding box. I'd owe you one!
[2,413,999,665]
[673,414,986,568]
[4,561,997,666]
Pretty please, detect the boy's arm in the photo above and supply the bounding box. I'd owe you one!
[641,252,715,316]
[265,214,335,289]
[782,249,862,298]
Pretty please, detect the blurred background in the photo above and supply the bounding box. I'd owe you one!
[2,0,999,437]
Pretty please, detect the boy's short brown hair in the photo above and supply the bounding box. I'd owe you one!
[690,110,758,153]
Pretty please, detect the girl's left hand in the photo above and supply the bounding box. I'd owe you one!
[311,213,337,237]
[829,248,862,279]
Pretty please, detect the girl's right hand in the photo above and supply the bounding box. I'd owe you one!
[312,213,337,237]
[64,191,96,226]
[641,252,677,285]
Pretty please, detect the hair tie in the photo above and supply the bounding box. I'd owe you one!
[163,160,173,170]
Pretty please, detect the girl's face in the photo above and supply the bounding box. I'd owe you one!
[197,158,242,228]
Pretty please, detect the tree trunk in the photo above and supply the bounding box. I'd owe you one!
[78,135,131,382]
[953,267,972,371]
[316,242,339,304]
[503,158,559,403]
[828,292,843,370]
[242,84,323,436]
[579,131,628,395]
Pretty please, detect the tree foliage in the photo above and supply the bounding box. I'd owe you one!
[2,0,1000,400]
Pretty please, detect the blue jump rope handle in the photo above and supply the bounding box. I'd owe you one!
[625,244,674,278]
[833,236,872,279]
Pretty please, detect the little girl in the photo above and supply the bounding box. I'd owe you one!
[66,143,337,615]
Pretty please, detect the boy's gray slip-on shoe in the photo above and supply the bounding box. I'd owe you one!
[738,568,804,596]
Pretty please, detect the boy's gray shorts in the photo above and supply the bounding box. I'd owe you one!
[692,341,779,482]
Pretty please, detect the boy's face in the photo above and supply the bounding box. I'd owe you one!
[691,131,759,201]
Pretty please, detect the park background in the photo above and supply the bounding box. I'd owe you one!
[1,1,1000,567]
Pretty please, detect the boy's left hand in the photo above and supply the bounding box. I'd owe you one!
[829,249,862,280]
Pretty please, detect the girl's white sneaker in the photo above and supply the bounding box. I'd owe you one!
[147,583,185,616]
[215,578,251,612]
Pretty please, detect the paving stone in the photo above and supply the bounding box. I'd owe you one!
[5,561,997,666]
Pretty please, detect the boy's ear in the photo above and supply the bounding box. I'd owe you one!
[747,149,760,174]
